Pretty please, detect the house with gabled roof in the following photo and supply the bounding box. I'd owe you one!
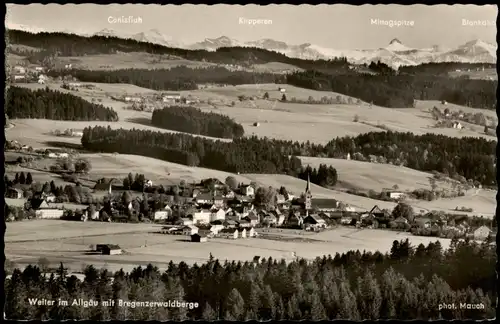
[220,228,239,239]
[303,214,326,228]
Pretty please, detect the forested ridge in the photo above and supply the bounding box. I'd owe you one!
[287,70,497,109]
[151,107,245,139]
[47,66,285,91]
[4,239,495,320]
[8,30,349,72]
[47,67,496,109]
[5,86,118,121]
[81,127,496,186]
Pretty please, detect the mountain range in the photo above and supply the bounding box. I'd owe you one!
[6,23,497,68]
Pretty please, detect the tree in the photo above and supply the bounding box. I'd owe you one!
[254,186,276,209]
[281,94,287,102]
[225,288,245,320]
[25,173,33,185]
[37,257,50,273]
[121,191,132,206]
[391,203,415,222]
[225,176,238,190]
[201,302,217,320]
[263,92,269,99]
[19,172,26,184]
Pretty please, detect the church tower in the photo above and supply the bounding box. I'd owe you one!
[304,173,312,214]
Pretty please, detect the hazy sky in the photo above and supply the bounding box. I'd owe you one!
[6,4,498,49]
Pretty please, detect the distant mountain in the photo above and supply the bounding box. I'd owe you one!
[6,24,497,67]
[186,36,496,68]
[94,28,118,38]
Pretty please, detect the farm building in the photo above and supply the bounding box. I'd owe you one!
[415,218,432,229]
[6,187,23,199]
[253,122,260,127]
[163,92,181,103]
[473,226,492,241]
[13,66,25,74]
[388,192,405,200]
[35,66,44,72]
[65,64,72,69]
[240,185,255,197]
[210,208,226,222]
[394,216,409,226]
[223,219,238,228]
[247,227,256,238]
[100,244,122,255]
[239,228,247,238]
[220,228,239,239]
[30,198,64,219]
[303,214,327,228]
[209,224,224,235]
[177,218,193,226]
[278,87,286,93]
[154,207,172,220]
[452,122,463,129]
[86,208,99,221]
[13,75,25,81]
[191,233,208,243]
[244,211,260,226]
[183,225,199,236]
[193,210,211,224]
[124,96,142,102]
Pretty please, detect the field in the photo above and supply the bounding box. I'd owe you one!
[5,220,452,272]
[54,52,220,70]
[448,68,497,80]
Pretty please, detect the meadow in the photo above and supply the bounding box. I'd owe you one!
[5,220,452,273]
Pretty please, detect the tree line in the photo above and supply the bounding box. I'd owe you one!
[5,86,119,121]
[398,62,496,76]
[151,106,245,139]
[81,127,495,186]
[46,66,286,91]
[4,238,495,320]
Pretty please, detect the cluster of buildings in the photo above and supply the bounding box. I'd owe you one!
[10,65,47,84]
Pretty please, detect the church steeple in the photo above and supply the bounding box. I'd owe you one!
[305,173,311,193]
[304,172,312,212]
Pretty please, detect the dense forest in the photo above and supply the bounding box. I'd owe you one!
[47,67,285,91]
[5,86,118,121]
[286,70,497,109]
[399,62,496,75]
[151,107,244,139]
[81,127,496,186]
[4,239,495,320]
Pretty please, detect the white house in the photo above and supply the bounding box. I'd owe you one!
[58,153,69,158]
[13,75,25,81]
[247,227,256,238]
[210,208,226,222]
[154,208,171,220]
[240,185,255,197]
[162,93,181,103]
[220,228,238,239]
[239,228,247,238]
[452,122,463,130]
[344,205,356,212]
[209,224,224,235]
[35,66,44,72]
[13,66,25,74]
[183,225,199,236]
[389,192,405,200]
[145,180,153,188]
[124,96,142,102]
[278,87,286,93]
[473,226,492,241]
[193,210,211,224]
[65,64,72,69]
[38,78,45,84]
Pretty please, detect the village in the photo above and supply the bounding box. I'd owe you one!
[5,156,496,258]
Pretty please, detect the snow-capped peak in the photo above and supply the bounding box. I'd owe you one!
[385,38,413,52]
[94,28,117,37]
